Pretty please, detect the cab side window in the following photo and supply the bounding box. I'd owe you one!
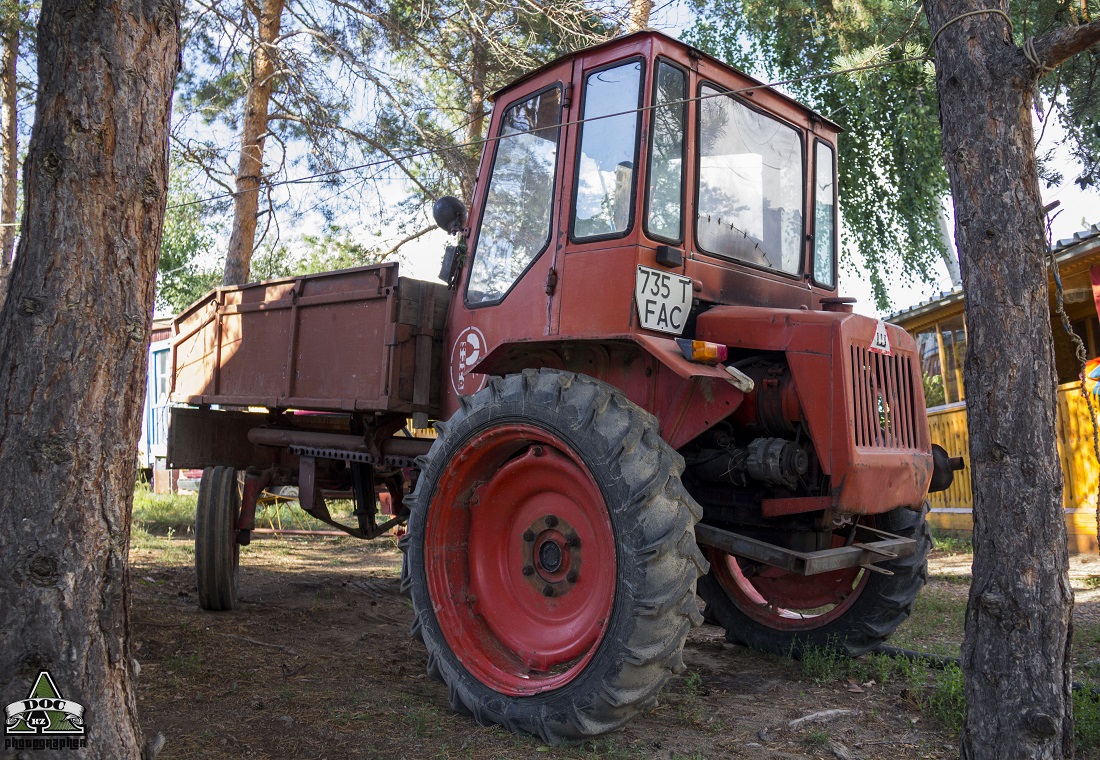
[467,87,562,305]
[646,61,686,242]
[572,60,643,240]
[813,141,837,287]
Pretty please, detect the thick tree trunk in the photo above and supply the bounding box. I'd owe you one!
[223,0,284,286]
[922,2,1100,757]
[0,1,179,757]
[464,34,487,204]
[626,0,652,33]
[0,2,18,307]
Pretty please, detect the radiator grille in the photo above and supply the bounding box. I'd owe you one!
[850,345,920,449]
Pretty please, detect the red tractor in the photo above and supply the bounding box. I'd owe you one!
[168,30,961,742]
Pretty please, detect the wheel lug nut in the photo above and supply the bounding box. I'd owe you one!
[567,534,580,548]
[522,565,535,576]
[522,530,535,542]
[532,445,544,457]
[566,570,578,583]
[542,585,555,597]
[545,515,558,527]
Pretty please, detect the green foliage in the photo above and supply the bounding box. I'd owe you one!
[376,0,614,204]
[931,529,973,554]
[1075,686,1100,753]
[156,166,221,314]
[249,225,389,281]
[799,643,847,684]
[685,0,1100,310]
[923,372,945,407]
[928,664,966,732]
[685,0,949,311]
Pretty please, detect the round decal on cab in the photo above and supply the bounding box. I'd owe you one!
[450,326,488,395]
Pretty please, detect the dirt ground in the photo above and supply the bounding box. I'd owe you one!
[129,536,1099,760]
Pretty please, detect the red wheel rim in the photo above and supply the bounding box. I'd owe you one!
[424,424,616,695]
[708,532,868,631]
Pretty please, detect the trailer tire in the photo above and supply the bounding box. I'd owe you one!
[401,369,707,743]
[195,466,240,611]
[698,504,930,657]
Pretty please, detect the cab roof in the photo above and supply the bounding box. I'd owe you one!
[490,29,843,133]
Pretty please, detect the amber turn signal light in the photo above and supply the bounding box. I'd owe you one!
[675,338,728,365]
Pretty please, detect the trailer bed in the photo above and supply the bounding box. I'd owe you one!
[170,263,449,416]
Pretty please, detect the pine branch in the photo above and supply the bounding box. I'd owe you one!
[1030,20,1100,72]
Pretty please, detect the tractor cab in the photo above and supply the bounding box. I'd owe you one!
[439,30,845,417]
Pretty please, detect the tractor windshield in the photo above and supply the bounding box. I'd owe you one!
[696,85,804,275]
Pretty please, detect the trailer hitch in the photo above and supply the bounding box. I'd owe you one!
[694,523,916,576]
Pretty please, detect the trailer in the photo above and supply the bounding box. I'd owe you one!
[169,29,962,743]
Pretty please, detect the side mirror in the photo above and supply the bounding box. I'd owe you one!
[433,196,467,234]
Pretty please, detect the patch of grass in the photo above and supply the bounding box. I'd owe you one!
[1080,576,1100,590]
[169,651,202,675]
[406,705,441,738]
[928,572,972,585]
[799,644,847,685]
[1075,685,1100,753]
[804,728,831,747]
[576,737,641,758]
[927,664,966,732]
[133,489,197,535]
[893,591,965,656]
[1074,622,1100,665]
[866,651,896,684]
[680,669,702,698]
[931,530,972,554]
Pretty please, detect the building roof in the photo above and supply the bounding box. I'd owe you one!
[888,221,1100,325]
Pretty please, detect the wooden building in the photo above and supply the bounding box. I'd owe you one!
[890,223,1100,551]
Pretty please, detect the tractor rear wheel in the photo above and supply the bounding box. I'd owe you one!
[402,369,707,743]
[195,465,240,611]
[697,504,930,656]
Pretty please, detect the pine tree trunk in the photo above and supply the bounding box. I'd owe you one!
[626,0,652,33]
[223,0,284,286]
[465,35,487,204]
[924,0,1074,756]
[0,0,179,757]
[0,3,18,307]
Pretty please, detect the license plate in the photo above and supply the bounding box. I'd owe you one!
[634,265,693,335]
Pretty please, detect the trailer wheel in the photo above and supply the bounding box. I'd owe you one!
[698,504,930,657]
[402,369,706,743]
[195,466,240,611]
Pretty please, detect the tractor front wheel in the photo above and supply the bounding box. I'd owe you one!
[697,504,931,656]
[402,369,707,743]
[195,465,241,611]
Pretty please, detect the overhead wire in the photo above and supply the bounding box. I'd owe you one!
[167,51,930,212]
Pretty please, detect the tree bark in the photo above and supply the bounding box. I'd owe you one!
[922,3,1100,757]
[0,0,179,757]
[0,1,19,307]
[465,32,487,204]
[626,0,652,33]
[223,0,284,286]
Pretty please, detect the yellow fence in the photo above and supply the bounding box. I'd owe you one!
[926,381,1100,552]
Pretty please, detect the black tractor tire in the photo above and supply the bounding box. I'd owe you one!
[401,369,707,743]
[195,465,240,611]
[698,504,931,657]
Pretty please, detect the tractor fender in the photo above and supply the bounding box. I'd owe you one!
[469,334,746,449]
